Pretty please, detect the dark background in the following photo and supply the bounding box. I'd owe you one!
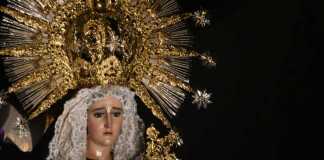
[1,0,323,159]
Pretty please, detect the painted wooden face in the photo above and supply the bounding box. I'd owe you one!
[87,96,123,147]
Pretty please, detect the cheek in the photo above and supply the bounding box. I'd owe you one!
[113,119,123,137]
[88,117,102,135]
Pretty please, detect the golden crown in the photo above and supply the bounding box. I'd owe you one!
[0,0,215,158]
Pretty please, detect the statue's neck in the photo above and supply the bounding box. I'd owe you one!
[87,139,112,160]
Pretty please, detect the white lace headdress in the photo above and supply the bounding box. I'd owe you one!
[47,85,144,160]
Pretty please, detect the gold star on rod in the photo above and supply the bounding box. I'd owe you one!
[192,89,212,109]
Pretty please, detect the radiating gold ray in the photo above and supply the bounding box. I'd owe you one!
[0,46,45,57]
[150,68,192,92]
[8,68,51,93]
[29,75,77,120]
[5,0,53,23]
[153,47,197,57]
[130,79,171,128]
[0,6,49,31]
[142,78,186,119]
[152,0,180,18]
[1,56,51,83]
[159,13,193,28]
[150,55,192,84]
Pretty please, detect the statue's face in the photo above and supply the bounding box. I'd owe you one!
[87,96,123,147]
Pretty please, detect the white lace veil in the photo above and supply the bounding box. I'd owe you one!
[47,86,145,160]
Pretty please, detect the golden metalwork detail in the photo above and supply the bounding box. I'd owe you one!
[0,0,215,158]
[145,125,182,160]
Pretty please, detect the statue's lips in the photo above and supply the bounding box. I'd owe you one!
[103,131,112,135]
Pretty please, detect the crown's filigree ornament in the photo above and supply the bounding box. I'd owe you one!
[192,89,212,109]
[0,0,216,158]
[146,125,182,159]
[193,10,210,27]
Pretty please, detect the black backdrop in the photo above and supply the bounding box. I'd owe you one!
[1,0,322,159]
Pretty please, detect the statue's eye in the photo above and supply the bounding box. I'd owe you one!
[94,112,105,118]
[111,111,122,117]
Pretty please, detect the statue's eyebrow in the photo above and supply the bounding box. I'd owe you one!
[89,106,123,112]
[89,107,105,112]
[111,107,123,112]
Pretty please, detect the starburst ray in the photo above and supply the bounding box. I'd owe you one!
[5,0,52,22]
[142,78,186,120]
[162,21,193,47]
[0,56,51,83]
[15,79,54,113]
[0,15,46,48]
[152,0,181,18]
[150,55,192,83]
